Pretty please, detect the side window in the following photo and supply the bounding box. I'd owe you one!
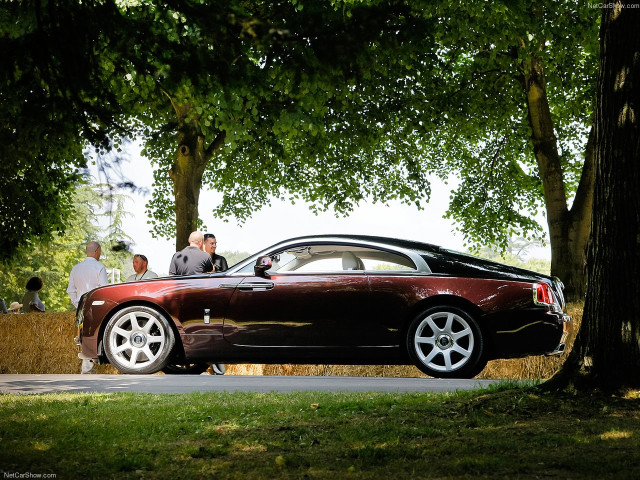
[362,257,415,272]
[268,245,416,273]
[269,250,297,272]
[272,247,342,273]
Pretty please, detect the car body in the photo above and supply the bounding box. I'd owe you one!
[76,235,570,378]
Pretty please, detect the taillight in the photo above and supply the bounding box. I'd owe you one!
[534,283,555,305]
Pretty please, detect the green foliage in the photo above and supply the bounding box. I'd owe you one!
[0,126,84,262]
[410,1,599,251]
[120,1,439,238]
[0,1,138,260]
[130,0,599,254]
[0,186,132,312]
[1,1,600,263]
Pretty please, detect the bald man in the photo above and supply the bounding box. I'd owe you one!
[67,241,108,307]
[169,231,214,275]
[67,241,108,374]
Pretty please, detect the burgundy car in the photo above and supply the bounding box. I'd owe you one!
[75,235,570,378]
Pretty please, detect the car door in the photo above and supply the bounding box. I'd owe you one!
[174,276,243,336]
[354,246,422,347]
[222,246,371,347]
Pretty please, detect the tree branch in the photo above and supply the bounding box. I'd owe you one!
[568,125,595,224]
[204,130,227,161]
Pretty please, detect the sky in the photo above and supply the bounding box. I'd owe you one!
[99,146,549,276]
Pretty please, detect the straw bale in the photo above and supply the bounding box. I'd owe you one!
[0,312,117,374]
[226,364,264,376]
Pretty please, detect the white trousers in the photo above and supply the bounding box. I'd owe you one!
[81,358,96,374]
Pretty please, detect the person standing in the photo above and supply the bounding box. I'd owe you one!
[22,276,45,312]
[126,254,159,282]
[169,231,214,275]
[203,233,229,272]
[67,241,108,374]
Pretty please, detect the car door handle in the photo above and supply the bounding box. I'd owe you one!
[237,282,275,291]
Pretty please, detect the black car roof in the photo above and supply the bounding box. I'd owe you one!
[281,234,443,253]
[279,233,552,283]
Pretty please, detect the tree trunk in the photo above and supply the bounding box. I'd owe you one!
[547,4,640,391]
[169,121,207,251]
[168,102,225,251]
[523,54,594,301]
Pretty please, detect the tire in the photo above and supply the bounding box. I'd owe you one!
[407,305,484,379]
[162,362,210,375]
[103,306,175,374]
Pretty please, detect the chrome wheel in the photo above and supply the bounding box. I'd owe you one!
[104,306,175,374]
[408,306,484,378]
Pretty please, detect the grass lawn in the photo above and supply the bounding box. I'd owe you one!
[1,383,639,479]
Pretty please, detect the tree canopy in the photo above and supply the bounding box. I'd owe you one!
[0,0,138,260]
[126,1,439,245]
[400,1,598,300]
[2,1,599,301]
[415,1,597,245]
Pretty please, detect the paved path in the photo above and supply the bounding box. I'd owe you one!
[0,374,508,395]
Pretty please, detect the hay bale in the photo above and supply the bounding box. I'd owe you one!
[0,313,256,375]
[226,364,264,376]
[0,312,117,374]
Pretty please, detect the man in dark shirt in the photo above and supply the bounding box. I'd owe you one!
[169,231,214,275]
[204,233,229,272]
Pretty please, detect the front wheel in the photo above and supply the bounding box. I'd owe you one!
[407,305,484,378]
[104,306,175,374]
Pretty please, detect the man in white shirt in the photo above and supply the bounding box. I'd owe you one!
[67,241,108,374]
[126,254,159,282]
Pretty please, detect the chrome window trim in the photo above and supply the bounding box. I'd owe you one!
[226,236,432,276]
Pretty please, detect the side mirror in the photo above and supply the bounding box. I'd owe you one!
[254,256,272,278]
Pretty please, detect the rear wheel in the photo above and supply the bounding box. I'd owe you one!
[407,305,484,378]
[104,306,175,374]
